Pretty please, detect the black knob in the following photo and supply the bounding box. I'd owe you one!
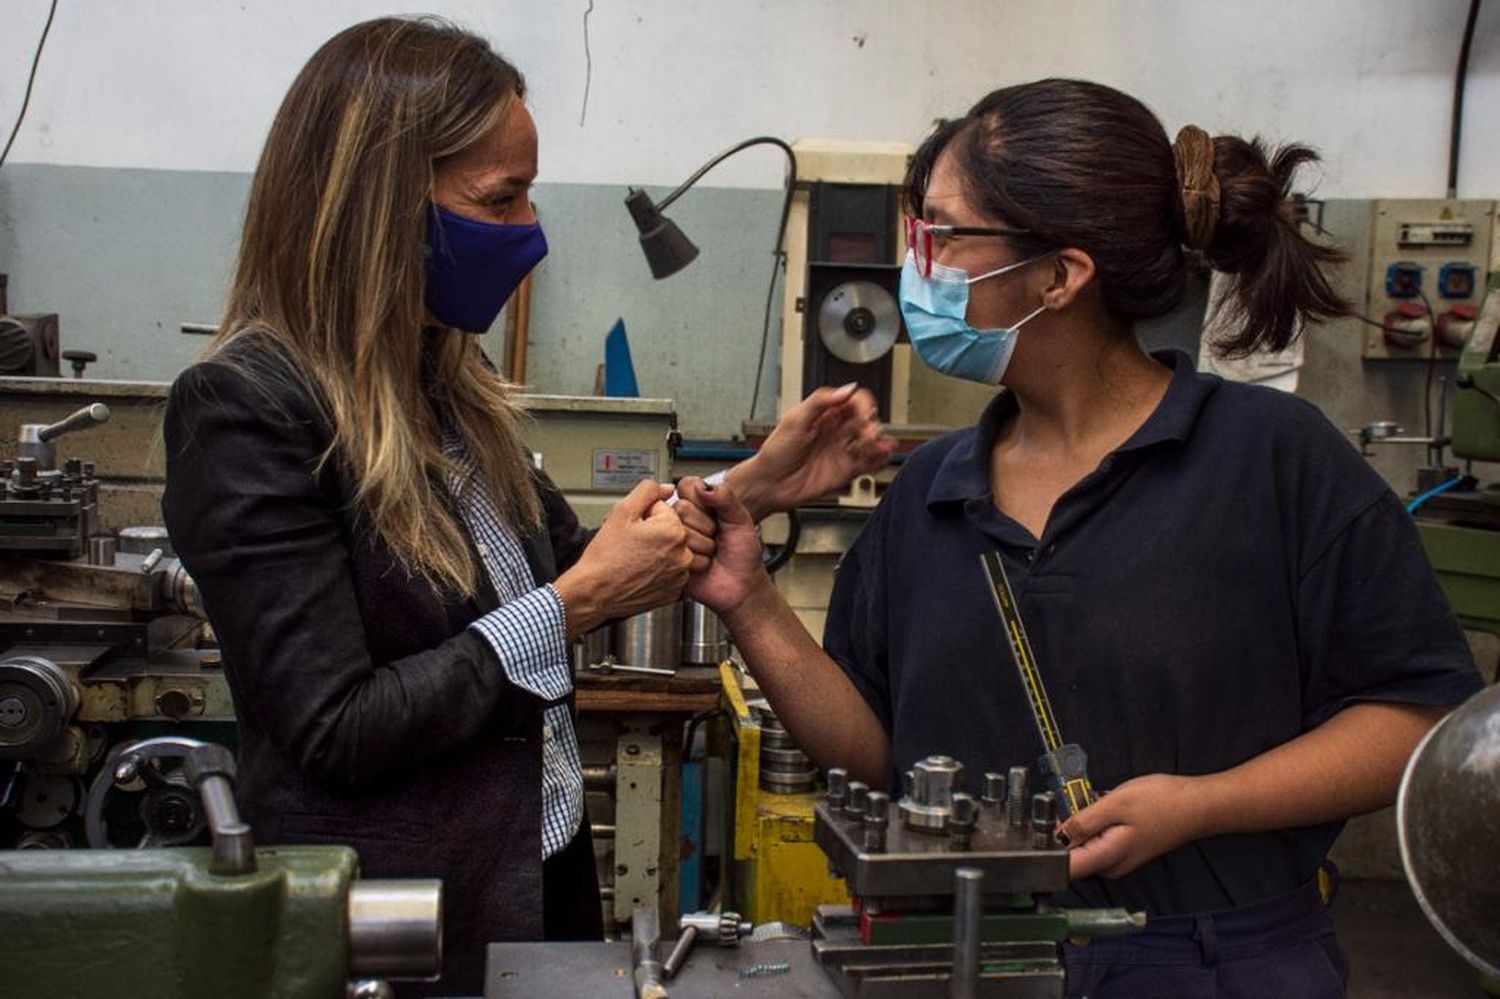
[61,350,97,379]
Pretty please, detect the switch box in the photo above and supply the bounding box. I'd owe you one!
[1363,199,1497,360]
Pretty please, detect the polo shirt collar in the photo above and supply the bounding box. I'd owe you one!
[926,350,1217,509]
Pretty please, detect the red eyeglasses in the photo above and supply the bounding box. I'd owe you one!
[905,216,1034,278]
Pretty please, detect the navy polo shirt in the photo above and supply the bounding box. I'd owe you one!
[824,351,1483,916]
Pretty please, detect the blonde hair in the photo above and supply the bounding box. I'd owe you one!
[215,16,540,596]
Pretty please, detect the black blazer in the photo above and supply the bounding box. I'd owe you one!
[162,338,594,996]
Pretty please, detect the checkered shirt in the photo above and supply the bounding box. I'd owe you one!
[441,425,584,859]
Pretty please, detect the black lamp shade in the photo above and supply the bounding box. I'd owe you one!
[625,187,700,280]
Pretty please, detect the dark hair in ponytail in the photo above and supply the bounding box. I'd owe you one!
[904,78,1349,357]
[1202,137,1348,355]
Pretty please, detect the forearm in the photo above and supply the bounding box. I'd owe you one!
[723,458,776,524]
[723,577,890,785]
[1195,701,1449,837]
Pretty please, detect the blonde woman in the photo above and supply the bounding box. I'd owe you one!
[161,17,890,996]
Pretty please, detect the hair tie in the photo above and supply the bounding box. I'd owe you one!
[1172,125,1220,251]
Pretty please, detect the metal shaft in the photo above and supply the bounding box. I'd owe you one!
[951,867,983,999]
[38,403,110,442]
[661,924,698,979]
[632,904,669,999]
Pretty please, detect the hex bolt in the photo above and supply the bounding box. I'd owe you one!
[1006,766,1030,829]
[948,792,978,851]
[863,791,890,852]
[1031,792,1058,849]
[826,767,849,810]
[982,772,1006,808]
[844,781,870,820]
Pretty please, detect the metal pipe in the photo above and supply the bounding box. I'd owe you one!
[951,867,984,999]
[631,904,669,999]
[347,880,444,980]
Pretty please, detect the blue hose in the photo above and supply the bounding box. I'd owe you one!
[1406,477,1463,514]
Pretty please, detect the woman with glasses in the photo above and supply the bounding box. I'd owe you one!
[681,78,1482,996]
[161,17,890,996]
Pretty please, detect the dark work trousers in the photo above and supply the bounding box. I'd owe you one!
[1063,879,1349,998]
[542,816,605,941]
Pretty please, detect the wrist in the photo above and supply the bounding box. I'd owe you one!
[553,566,605,639]
[725,457,777,523]
[721,570,780,633]
[1180,772,1229,841]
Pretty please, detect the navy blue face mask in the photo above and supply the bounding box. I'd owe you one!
[424,204,548,334]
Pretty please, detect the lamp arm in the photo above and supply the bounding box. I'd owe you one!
[657,136,798,212]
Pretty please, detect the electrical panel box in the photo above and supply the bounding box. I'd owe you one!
[1363,199,1498,360]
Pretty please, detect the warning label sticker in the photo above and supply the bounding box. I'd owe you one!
[592,448,659,491]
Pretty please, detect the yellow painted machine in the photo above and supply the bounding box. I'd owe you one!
[719,662,846,925]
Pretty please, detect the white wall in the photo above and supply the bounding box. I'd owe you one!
[3,0,1498,198]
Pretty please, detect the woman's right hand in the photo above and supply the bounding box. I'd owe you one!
[554,479,695,638]
[676,478,773,622]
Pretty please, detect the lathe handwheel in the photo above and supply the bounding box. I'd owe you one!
[84,735,218,849]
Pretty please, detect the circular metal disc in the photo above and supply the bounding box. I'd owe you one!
[817,280,900,364]
[1397,684,1500,978]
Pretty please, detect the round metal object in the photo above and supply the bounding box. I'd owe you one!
[825,768,849,809]
[749,921,810,943]
[17,774,81,829]
[759,746,811,767]
[15,828,72,849]
[347,879,444,979]
[571,626,611,672]
[348,982,396,999]
[117,525,174,557]
[899,754,965,833]
[817,281,900,364]
[759,769,818,794]
[84,735,212,848]
[1397,685,1500,978]
[0,317,35,373]
[682,600,729,665]
[758,730,799,751]
[0,656,78,758]
[615,603,683,670]
[87,534,118,567]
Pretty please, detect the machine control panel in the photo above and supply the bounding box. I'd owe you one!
[1363,199,1498,361]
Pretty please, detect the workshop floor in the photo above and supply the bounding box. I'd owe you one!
[1335,878,1491,998]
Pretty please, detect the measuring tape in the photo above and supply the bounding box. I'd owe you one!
[979,551,1096,819]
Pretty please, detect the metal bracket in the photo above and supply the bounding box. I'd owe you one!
[614,725,664,925]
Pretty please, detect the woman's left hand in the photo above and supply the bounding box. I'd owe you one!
[727,383,896,522]
[1055,774,1212,880]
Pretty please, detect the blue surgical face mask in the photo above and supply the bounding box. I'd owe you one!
[898,249,1049,384]
[424,205,549,334]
